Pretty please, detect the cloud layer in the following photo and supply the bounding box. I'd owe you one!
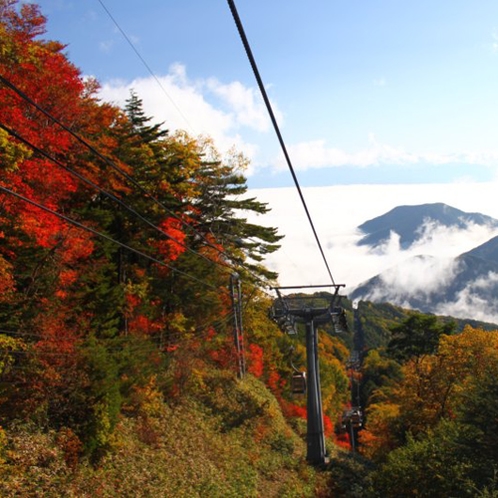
[247,183,498,323]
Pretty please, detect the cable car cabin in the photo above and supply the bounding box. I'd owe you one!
[341,407,363,430]
[291,371,307,395]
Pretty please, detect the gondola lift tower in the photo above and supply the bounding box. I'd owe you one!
[271,284,346,466]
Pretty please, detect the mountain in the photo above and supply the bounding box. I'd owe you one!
[347,299,498,351]
[351,253,498,319]
[351,205,498,322]
[463,234,498,263]
[357,203,498,249]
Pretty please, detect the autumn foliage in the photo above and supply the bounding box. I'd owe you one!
[7,3,489,497]
[0,0,295,464]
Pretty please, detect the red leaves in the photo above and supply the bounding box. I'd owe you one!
[19,207,65,248]
[0,2,47,43]
[323,414,334,437]
[267,370,283,393]
[247,343,264,378]
[335,431,352,450]
[154,217,187,262]
[281,400,307,420]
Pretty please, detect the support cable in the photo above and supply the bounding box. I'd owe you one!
[226,0,336,286]
[96,0,194,134]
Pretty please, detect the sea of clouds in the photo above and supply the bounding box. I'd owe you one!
[247,183,498,323]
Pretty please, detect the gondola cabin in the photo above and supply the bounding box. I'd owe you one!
[291,371,307,395]
[341,407,363,430]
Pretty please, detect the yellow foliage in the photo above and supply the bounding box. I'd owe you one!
[133,375,167,418]
[361,401,400,460]
[0,334,26,376]
[363,325,498,460]
[0,127,32,171]
[93,398,112,448]
[0,426,7,465]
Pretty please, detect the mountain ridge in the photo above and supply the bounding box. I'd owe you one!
[351,203,498,322]
[357,202,498,250]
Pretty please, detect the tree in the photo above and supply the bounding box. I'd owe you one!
[373,420,475,497]
[455,346,498,486]
[186,137,283,282]
[360,348,402,408]
[387,313,455,362]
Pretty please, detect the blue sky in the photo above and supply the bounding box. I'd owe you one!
[31,0,498,189]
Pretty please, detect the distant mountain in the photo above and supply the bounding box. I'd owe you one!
[463,234,498,263]
[347,299,498,351]
[351,204,498,322]
[357,203,498,249]
[351,250,498,322]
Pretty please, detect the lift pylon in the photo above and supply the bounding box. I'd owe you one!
[271,284,346,466]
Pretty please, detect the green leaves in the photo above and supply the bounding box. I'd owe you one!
[387,313,455,362]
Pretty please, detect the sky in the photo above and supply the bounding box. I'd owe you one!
[31,0,498,187]
[21,1,498,319]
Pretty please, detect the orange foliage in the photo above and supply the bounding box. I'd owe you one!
[208,341,235,369]
[357,429,378,450]
[124,292,141,316]
[334,431,351,450]
[58,269,78,287]
[128,315,152,335]
[0,255,15,300]
[56,427,83,470]
[267,370,282,393]
[128,314,162,336]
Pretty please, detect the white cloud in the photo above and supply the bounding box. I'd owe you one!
[436,272,498,323]
[98,64,269,166]
[271,134,498,172]
[96,66,498,179]
[371,256,459,303]
[206,78,275,132]
[411,219,498,257]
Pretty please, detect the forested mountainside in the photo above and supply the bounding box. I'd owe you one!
[343,299,498,350]
[0,3,348,494]
[2,2,498,497]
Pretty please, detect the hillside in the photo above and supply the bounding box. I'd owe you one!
[347,299,498,351]
[0,371,330,496]
[0,5,352,496]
